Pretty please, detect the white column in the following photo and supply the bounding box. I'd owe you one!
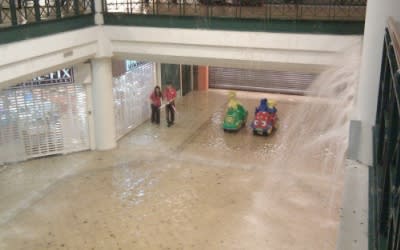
[153,62,158,88]
[156,62,162,88]
[73,62,96,150]
[86,84,96,150]
[91,58,116,150]
[352,0,400,165]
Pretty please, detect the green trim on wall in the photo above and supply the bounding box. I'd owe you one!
[0,14,95,45]
[0,12,364,45]
[104,13,365,35]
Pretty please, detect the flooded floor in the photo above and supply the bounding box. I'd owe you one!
[0,90,361,250]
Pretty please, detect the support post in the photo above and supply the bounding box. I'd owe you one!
[352,0,400,165]
[91,58,116,150]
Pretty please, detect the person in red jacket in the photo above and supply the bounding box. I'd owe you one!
[163,83,177,127]
[150,86,162,124]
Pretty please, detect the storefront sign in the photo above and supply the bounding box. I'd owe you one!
[16,68,74,87]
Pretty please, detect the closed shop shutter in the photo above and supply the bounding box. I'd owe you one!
[0,83,90,164]
[113,62,155,140]
[209,66,316,95]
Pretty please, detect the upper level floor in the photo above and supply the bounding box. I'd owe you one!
[0,0,366,45]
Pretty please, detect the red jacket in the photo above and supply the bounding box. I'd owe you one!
[150,92,162,107]
[163,87,177,102]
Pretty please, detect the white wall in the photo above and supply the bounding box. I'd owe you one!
[74,62,92,84]
[353,0,400,165]
[0,25,362,90]
[0,27,102,89]
[107,26,362,73]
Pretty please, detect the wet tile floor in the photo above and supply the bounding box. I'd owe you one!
[0,90,366,250]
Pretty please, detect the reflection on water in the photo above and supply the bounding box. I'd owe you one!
[112,162,157,206]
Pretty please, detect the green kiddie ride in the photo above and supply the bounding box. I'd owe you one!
[222,91,248,132]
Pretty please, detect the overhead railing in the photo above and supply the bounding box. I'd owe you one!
[0,0,96,44]
[371,17,400,250]
[103,0,366,21]
[0,0,366,34]
[0,0,94,28]
[102,0,366,34]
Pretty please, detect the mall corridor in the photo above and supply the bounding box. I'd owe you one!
[0,90,367,250]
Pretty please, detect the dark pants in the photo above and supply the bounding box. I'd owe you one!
[151,104,160,124]
[166,102,175,125]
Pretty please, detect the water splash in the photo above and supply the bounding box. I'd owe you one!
[276,42,361,174]
[248,42,362,250]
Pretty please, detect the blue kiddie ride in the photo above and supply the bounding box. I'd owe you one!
[251,98,278,135]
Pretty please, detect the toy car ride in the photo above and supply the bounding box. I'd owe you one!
[222,92,248,132]
[251,98,278,136]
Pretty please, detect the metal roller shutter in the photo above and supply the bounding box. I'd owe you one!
[0,83,90,164]
[209,66,316,95]
[113,62,155,140]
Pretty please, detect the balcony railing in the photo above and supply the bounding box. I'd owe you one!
[103,0,366,21]
[371,17,400,250]
[0,0,94,28]
[0,0,366,42]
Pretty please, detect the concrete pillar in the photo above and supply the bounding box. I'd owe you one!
[73,62,96,150]
[352,0,400,165]
[86,84,96,150]
[91,58,116,150]
[197,66,209,91]
[156,62,162,88]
